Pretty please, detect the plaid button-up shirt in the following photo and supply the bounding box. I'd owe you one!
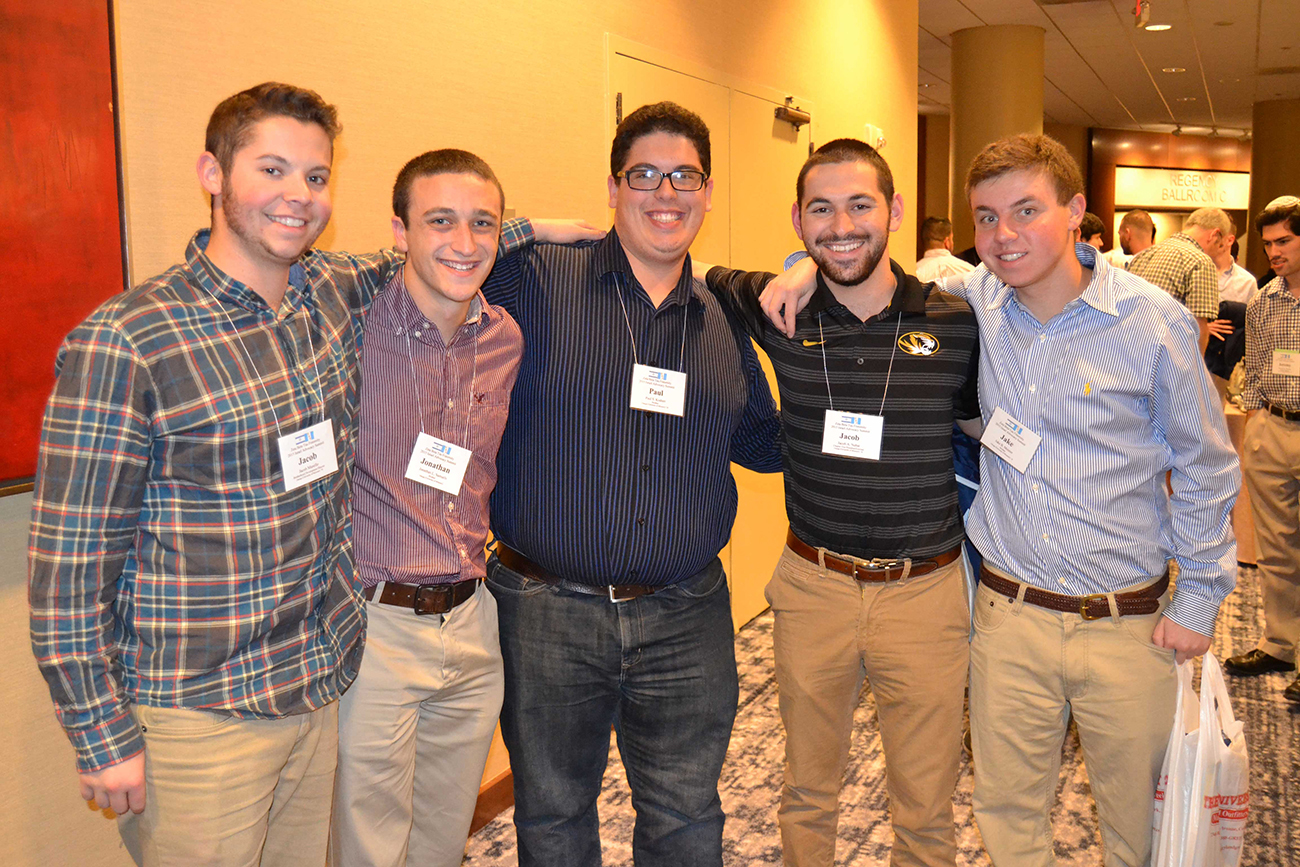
[29,221,533,772]
[1126,232,1220,320]
[1243,276,1300,412]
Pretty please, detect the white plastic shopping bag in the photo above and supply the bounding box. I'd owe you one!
[1152,653,1250,867]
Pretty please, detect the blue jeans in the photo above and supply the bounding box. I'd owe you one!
[487,555,739,867]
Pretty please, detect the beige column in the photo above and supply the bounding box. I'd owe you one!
[1246,98,1300,276]
[948,25,1045,252]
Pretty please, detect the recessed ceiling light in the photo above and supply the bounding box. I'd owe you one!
[1145,23,1172,31]
[1162,67,1186,73]
[1176,96,1197,102]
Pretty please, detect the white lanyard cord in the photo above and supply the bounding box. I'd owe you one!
[402,320,478,448]
[204,289,326,438]
[614,274,689,371]
[818,305,904,416]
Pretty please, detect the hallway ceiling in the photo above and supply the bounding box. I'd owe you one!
[918,0,1300,136]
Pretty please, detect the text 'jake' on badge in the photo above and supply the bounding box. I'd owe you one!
[1273,349,1300,377]
[405,432,472,496]
[630,363,687,417]
[981,406,1041,474]
[822,410,884,460]
[277,419,339,492]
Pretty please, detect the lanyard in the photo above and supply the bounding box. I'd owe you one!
[818,306,903,414]
[204,287,326,438]
[399,312,478,450]
[614,274,689,372]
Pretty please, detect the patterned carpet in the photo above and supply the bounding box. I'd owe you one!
[464,564,1298,865]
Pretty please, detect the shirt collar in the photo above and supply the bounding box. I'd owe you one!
[805,259,922,321]
[381,266,490,336]
[985,241,1117,317]
[185,228,311,314]
[921,248,951,260]
[594,228,702,311]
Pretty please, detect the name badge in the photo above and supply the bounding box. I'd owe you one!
[277,419,339,492]
[630,363,687,417]
[822,410,884,460]
[1273,349,1300,376]
[981,407,1042,474]
[404,432,472,495]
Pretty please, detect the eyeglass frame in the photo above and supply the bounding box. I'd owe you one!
[614,167,709,192]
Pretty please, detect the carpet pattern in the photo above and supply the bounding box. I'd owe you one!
[464,565,1297,865]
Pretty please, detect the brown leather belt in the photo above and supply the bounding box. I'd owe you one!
[363,577,478,615]
[978,564,1167,621]
[786,529,961,583]
[495,543,661,602]
[1267,402,1300,422]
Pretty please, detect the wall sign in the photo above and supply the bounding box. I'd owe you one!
[1114,166,1250,209]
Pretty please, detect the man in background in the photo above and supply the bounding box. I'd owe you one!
[1128,209,1220,351]
[1104,208,1154,268]
[1224,198,1300,705]
[915,215,977,283]
[1079,211,1105,249]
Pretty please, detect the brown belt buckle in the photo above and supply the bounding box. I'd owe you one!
[609,585,635,603]
[1079,593,1109,621]
[413,584,454,616]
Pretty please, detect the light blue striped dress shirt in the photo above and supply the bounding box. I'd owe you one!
[950,244,1239,636]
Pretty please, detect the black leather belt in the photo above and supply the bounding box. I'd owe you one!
[495,544,661,602]
[979,564,1167,621]
[786,529,962,583]
[363,577,478,615]
[1267,402,1300,422]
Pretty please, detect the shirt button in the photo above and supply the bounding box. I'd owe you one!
[637,517,646,526]
[629,568,638,579]
[447,398,454,408]
[1058,578,1067,586]
[1032,483,1040,492]
[641,464,651,472]
[1041,532,1050,541]
[446,502,455,512]
[1029,384,1037,393]
[413,331,421,338]
[1039,334,1047,342]
[856,358,865,365]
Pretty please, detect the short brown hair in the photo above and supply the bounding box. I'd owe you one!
[1080,212,1105,240]
[1257,200,1300,236]
[205,82,341,174]
[964,134,1083,205]
[920,216,953,245]
[796,138,894,207]
[610,102,710,178]
[392,149,505,226]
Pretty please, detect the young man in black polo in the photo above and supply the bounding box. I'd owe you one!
[704,139,979,867]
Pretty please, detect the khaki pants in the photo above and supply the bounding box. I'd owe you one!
[766,545,970,867]
[331,583,503,867]
[118,701,338,867]
[969,570,1177,867]
[1243,411,1300,663]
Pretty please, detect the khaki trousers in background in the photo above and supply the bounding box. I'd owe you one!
[118,701,338,867]
[969,570,1177,867]
[331,583,504,867]
[1243,410,1300,663]
[766,545,971,867]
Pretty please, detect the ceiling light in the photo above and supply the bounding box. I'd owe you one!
[1175,96,1197,102]
[1145,24,1172,31]
[1162,67,1186,73]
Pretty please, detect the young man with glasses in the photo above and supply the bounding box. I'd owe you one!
[481,101,781,867]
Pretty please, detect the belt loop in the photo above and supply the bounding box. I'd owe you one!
[898,558,913,582]
[373,581,385,601]
[1106,591,1121,624]
[816,547,827,571]
[1012,581,1028,614]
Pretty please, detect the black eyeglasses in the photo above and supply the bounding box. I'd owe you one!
[615,168,708,192]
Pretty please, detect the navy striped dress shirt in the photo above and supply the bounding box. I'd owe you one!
[483,230,782,586]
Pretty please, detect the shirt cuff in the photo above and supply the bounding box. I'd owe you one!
[498,218,535,256]
[1162,585,1223,638]
[69,708,145,773]
[783,250,809,271]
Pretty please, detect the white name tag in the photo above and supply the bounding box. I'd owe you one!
[1273,349,1300,376]
[404,432,472,496]
[276,419,339,492]
[630,363,687,417]
[981,406,1042,474]
[821,410,884,460]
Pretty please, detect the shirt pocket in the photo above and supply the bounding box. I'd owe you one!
[468,389,512,466]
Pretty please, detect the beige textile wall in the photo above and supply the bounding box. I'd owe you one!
[1,3,918,865]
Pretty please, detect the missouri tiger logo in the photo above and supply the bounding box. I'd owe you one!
[898,331,939,356]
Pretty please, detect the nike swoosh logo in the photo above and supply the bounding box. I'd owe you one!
[802,339,825,347]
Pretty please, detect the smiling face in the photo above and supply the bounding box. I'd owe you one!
[607,131,712,275]
[1262,220,1300,283]
[793,160,902,290]
[970,168,1085,297]
[392,172,502,318]
[201,116,333,274]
